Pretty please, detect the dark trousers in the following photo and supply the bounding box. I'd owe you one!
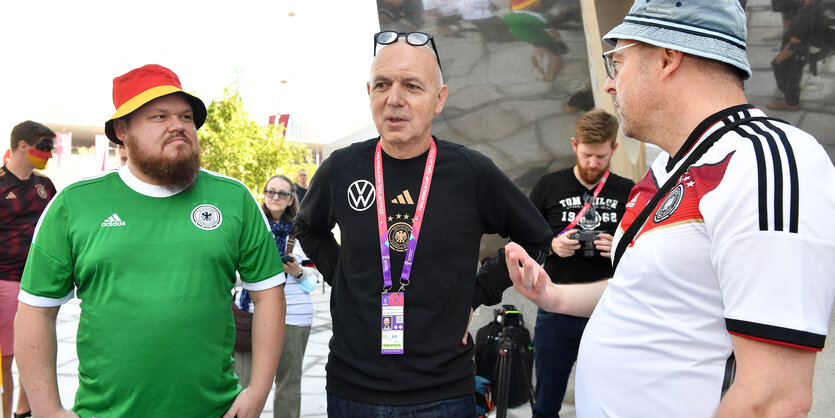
[772,55,807,106]
[326,393,476,418]
[532,309,588,418]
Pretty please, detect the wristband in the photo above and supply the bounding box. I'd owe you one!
[294,269,304,279]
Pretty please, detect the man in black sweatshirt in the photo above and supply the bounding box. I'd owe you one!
[296,31,552,416]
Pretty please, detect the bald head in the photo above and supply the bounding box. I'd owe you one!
[371,40,444,88]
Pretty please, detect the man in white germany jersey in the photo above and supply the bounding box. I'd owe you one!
[505,0,835,417]
[15,64,286,418]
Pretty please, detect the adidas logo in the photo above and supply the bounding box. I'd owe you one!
[625,194,639,208]
[391,190,414,205]
[101,213,126,227]
[5,192,16,200]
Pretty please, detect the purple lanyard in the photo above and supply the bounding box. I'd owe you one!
[557,170,610,237]
[375,139,438,291]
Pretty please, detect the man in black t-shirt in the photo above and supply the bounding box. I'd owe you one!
[528,109,634,418]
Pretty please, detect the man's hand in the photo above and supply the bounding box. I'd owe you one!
[223,387,269,418]
[595,233,615,258]
[505,242,558,310]
[505,242,608,318]
[461,307,474,345]
[551,230,580,258]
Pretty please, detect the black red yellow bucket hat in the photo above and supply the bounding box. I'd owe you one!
[104,64,207,144]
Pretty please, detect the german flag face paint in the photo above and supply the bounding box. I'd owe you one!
[27,137,54,169]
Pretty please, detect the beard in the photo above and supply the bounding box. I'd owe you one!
[576,155,608,185]
[124,133,201,192]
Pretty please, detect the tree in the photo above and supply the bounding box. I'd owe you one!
[200,84,310,193]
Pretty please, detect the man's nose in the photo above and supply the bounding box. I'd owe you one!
[604,77,616,95]
[168,116,187,132]
[387,84,406,106]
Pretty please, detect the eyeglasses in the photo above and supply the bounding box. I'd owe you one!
[374,31,442,71]
[602,42,640,79]
[264,190,293,200]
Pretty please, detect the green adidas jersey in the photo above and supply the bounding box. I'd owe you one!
[20,167,284,418]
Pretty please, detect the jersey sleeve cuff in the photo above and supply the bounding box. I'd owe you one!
[726,318,825,351]
[241,274,286,291]
[18,289,74,307]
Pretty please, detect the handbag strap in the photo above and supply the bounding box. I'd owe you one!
[286,232,296,255]
[612,116,779,271]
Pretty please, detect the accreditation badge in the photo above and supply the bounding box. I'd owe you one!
[381,292,405,354]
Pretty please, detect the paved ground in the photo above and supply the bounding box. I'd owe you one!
[9,284,834,417]
[9,284,541,417]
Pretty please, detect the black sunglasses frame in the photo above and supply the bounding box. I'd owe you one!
[263,190,293,200]
[373,31,442,71]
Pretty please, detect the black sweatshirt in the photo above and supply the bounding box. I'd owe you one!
[296,137,551,405]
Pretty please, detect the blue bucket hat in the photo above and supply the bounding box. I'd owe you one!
[603,0,751,79]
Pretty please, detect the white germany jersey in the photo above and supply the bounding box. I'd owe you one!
[576,106,835,417]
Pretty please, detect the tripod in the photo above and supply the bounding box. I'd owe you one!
[492,327,535,418]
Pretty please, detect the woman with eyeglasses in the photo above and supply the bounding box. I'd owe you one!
[233,174,320,418]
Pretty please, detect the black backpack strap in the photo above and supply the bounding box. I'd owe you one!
[612,116,779,271]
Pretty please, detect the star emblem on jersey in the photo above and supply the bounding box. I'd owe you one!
[191,204,222,230]
[36,184,48,199]
[387,222,412,252]
[347,180,375,212]
[654,183,685,223]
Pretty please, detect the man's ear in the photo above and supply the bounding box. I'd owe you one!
[434,85,448,114]
[660,48,685,80]
[113,119,129,143]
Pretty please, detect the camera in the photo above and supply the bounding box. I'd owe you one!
[569,230,602,258]
[495,304,524,329]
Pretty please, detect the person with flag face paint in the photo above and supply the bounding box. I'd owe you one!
[0,120,57,418]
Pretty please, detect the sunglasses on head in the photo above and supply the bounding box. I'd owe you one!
[374,31,442,71]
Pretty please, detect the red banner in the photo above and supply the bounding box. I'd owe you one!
[268,114,291,138]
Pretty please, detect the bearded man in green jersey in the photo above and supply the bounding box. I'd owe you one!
[14,64,286,418]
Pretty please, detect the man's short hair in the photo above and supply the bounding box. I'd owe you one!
[10,120,55,150]
[574,109,618,146]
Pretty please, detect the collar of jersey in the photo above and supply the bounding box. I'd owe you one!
[118,165,182,198]
[665,104,760,172]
